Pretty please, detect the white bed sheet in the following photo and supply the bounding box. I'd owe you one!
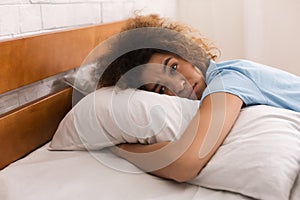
[0,143,252,200]
[291,174,300,200]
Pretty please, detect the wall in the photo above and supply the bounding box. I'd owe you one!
[243,0,300,75]
[178,0,300,76]
[0,0,177,41]
[177,0,245,61]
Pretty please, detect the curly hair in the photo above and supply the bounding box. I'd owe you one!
[95,14,220,89]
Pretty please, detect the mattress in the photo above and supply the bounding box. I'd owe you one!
[0,143,251,200]
[1,105,300,200]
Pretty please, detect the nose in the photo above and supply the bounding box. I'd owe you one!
[168,77,186,94]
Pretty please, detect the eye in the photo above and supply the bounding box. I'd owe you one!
[170,63,178,75]
[159,86,166,94]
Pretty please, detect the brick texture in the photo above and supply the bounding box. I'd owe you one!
[41,4,101,29]
[0,0,177,40]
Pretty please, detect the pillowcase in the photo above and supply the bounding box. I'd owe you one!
[189,105,300,200]
[49,86,200,150]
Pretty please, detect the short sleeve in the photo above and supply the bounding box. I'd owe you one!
[201,69,266,106]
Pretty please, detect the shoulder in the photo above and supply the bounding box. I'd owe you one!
[213,59,259,68]
[207,59,264,77]
[205,59,246,78]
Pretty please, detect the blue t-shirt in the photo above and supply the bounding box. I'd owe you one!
[201,59,300,112]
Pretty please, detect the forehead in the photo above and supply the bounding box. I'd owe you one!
[141,53,169,78]
[148,53,172,64]
[139,54,167,85]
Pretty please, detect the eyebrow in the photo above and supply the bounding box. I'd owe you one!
[163,57,172,73]
[151,57,172,92]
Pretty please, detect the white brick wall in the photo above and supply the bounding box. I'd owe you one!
[0,0,178,41]
[41,4,101,29]
[0,0,30,4]
[0,6,20,36]
[20,5,42,32]
[102,1,134,23]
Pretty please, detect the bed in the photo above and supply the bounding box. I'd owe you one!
[1,20,300,200]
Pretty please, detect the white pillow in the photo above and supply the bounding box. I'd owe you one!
[49,86,199,150]
[189,105,300,200]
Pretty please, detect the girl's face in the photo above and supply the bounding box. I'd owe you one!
[140,53,206,100]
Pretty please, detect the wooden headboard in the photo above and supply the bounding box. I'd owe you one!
[0,20,126,169]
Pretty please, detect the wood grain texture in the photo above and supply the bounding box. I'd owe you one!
[0,87,72,169]
[0,20,126,94]
[0,20,126,169]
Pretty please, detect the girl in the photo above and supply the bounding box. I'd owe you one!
[95,14,300,182]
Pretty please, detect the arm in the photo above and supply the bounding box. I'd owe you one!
[112,92,243,182]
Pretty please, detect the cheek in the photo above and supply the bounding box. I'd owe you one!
[194,66,202,74]
[164,88,176,96]
[191,66,205,80]
[180,65,203,80]
[143,83,155,91]
[140,69,158,85]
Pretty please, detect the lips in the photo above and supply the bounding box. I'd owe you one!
[188,83,198,100]
[193,83,198,92]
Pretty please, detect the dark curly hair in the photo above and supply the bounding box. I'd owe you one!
[95,14,220,89]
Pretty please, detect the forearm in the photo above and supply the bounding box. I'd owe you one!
[112,93,243,182]
[113,130,208,182]
[117,142,169,153]
[111,111,206,182]
[112,141,193,181]
[114,142,179,180]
